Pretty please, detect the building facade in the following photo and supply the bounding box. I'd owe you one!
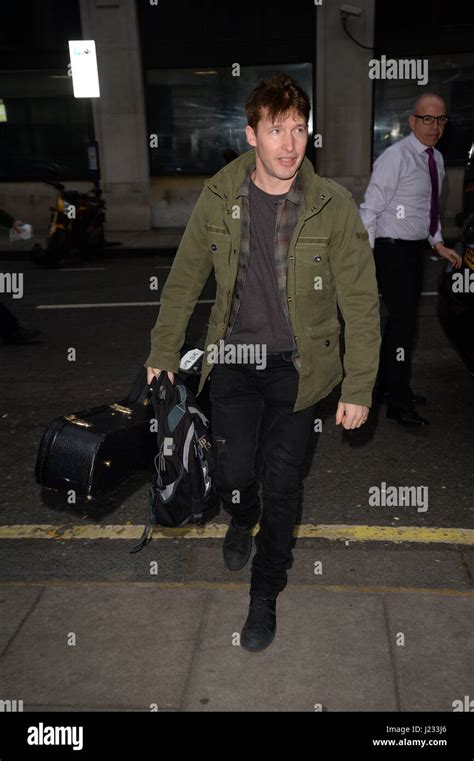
[0,0,472,236]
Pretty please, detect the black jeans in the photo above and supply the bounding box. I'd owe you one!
[209,351,316,599]
[374,241,425,407]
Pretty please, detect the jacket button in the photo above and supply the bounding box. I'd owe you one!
[288,297,292,302]
[314,255,322,262]
[211,244,217,251]
[325,340,330,347]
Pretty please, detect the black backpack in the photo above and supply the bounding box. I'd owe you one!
[130,371,217,553]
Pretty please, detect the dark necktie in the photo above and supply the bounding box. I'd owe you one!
[425,147,439,236]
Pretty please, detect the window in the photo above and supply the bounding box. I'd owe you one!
[0,70,90,180]
[373,54,474,166]
[145,63,314,175]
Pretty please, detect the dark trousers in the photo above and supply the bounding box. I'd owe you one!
[0,303,19,339]
[374,241,425,407]
[209,351,316,599]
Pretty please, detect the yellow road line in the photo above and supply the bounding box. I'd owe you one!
[0,523,472,545]
[0,580,471,596]
[299,524,474,545]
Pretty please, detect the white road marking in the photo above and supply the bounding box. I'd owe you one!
[56,268,106,272]
[36,300,216,309]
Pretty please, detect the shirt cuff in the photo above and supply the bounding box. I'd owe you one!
[429,233,443,248]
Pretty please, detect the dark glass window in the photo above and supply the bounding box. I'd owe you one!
[146,63,314,175]
[0,0,87,180]
[373,54,474,166]
[0,70,90,180]
[373,0,474,166]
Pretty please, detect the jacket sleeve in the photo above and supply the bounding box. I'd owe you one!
[329,196,381,407]
[144,187,213,371]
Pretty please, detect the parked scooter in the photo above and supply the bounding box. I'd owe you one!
[31,178,118,267]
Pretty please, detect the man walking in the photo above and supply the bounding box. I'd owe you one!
[145,73,380,652]
[360,93,462,427]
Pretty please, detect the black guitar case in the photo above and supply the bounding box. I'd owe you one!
[35,343,211,502]
[34,366,157,501]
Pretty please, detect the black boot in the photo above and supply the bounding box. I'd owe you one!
[223,520,252,571]
[241,595,277,652]
[387,404,429,427]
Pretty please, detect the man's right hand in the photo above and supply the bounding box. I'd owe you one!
[147,367,175,385]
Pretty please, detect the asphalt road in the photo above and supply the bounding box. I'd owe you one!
[0,249,472,585]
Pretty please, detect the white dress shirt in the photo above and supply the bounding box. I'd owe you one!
[359,132,445,249]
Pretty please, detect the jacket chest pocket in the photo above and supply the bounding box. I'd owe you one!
[294,243,331,295]
[208,234,231,287]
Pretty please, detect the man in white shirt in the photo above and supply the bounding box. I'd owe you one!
[360,93,462,427]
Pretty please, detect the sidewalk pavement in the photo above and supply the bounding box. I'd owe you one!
[0,228,185,258]
[1,552,472,712]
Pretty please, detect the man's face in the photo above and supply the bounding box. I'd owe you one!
[408,97,447,148]
[245,107,308,182]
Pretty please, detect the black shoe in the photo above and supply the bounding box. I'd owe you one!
[223,520,252,571]
[387,404,430,427]
[410,393,427,405]
[3,326,41,345]
[241,595,277,652]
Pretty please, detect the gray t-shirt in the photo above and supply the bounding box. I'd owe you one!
[225,177,295,353]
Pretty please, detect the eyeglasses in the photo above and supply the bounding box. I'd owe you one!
[413,114,448,125]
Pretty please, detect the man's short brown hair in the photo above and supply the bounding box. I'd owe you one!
[245,72,311,131]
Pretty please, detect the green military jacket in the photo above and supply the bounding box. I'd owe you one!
[144,149,381,412]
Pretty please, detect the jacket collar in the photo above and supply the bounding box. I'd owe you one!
[234,164,303,206]
[205,149,331,216]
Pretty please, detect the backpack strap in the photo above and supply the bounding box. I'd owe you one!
[168,383,187,433]
[194,430,212,499]
[129,520,153,554]
[188,405,209,427]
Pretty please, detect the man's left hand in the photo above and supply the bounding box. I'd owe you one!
[336,402,369,430]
